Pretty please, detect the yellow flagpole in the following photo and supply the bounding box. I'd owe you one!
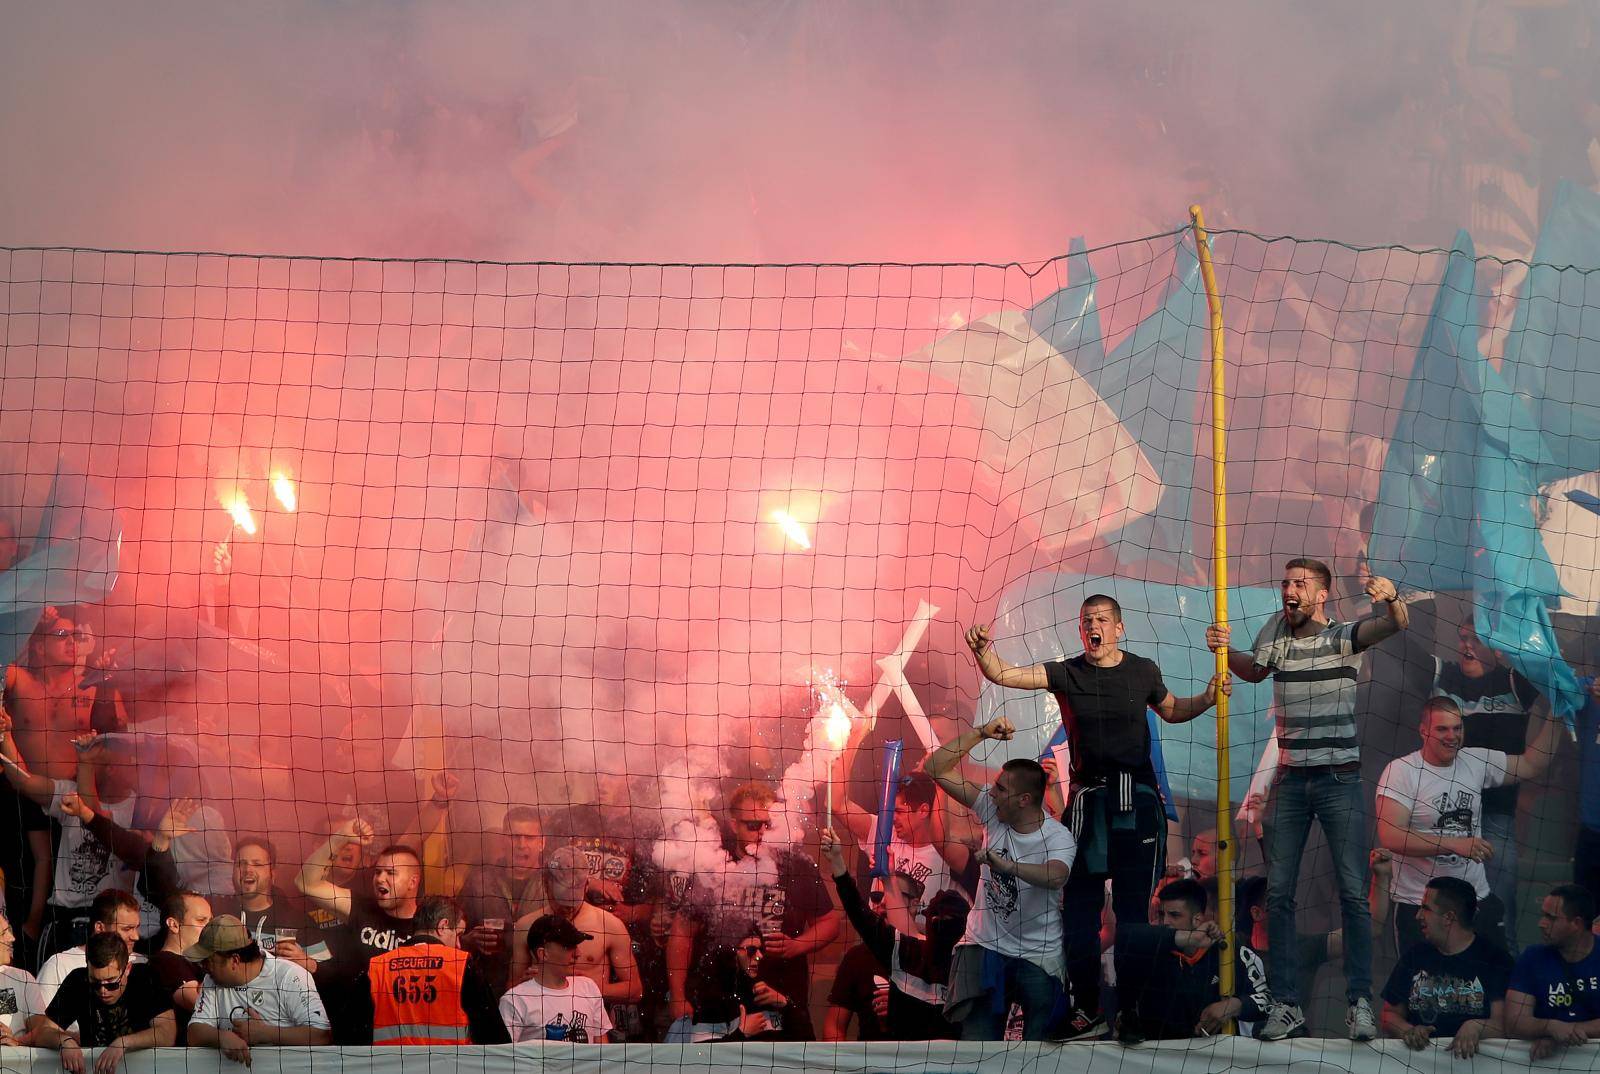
[1190,204,1235,1010]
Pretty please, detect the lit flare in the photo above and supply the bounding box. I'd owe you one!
[223,492,258,535]
[271,473,298,512]
[770,509,811,549]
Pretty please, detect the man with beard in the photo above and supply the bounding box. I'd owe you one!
[296,819,421,1039]
[1209,558,1410,1040]
[1507,885,1600,1059]
[966,595,1224,1037]
[505,846,640,1008]
[455,806,544,991]
[214,838,326,973]
[666,783,841,1040]
[926,718,1077,1041]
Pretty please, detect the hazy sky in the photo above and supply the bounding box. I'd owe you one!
[3,1,1596,264]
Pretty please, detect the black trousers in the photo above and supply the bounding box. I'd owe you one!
[1061,786,1167,1017]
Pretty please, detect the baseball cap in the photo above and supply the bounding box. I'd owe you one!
[525,913,592,952]
[183,915,254,960]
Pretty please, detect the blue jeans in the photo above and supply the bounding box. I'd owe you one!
[1265,766,1372,1004]
[1481,807,1519,956]
[958,952,1062,1041]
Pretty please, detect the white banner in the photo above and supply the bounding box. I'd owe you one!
[0,1039,1584,1074]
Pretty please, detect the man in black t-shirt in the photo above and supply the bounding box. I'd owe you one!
[1381,876,1511,1058]
[34,932,175,1067]
[216,837,328,972]
[295,820,419,1040]
[966,594,1224,1036]
[1114,879,1280,1042]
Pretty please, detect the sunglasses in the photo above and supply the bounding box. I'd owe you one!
[738,820,772,833]
[90,974,126,992]
[738,944,764,957]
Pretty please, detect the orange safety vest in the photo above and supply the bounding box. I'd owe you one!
[369,942,473,1045]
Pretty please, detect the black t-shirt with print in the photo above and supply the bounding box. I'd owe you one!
[1045,653,1168,787]
[1382,935,1513,1037]
[46,963,172,1047]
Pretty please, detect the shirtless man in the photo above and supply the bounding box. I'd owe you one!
[4,609,94,780]
[507,845,641,1007]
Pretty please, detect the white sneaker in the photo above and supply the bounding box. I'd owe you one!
[1347,997,1377,1041]
[1256,1002,1305,1041]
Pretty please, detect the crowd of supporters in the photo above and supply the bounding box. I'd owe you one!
[1,554,1598,1056]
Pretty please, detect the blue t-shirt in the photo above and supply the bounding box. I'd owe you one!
[1508,943,1600,1022]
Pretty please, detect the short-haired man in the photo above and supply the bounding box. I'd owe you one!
[1378,696,1559,953]
[456,805,544,990]
[35,889,146,1008]
[186,915,331,1062]
[149,890,209,1039]
[353,896,508,1045]
[1381,877,1511,1058]
[665,782,841,1039]
[926,717,1077,1040]
[0,911,47,1045]
[1432,624,1551,953]
[33,932,175,1072]
[296,821,420,969]
[1209,557,1410,1039]
[500,914,612,1043]
[216,836,327,973]
[1506,885,1600,1059]
[1113,878,1284,1042]
[831,726,972,905]
[505,845,641,1007]
[966,595,1223,1036]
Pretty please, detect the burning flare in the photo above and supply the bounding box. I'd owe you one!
[770,509,812,550]
[222,492,258,535]
[271,473,298,512]
[823,701,852,751]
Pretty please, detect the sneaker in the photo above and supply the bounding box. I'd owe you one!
[1114,1013,1146,1046]
[1256,1002,1305,1042]
[1347,997,1377,1041]
[1054,1006,1106,1042]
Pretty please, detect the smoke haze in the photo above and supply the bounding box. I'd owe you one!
[3,2,1597,263]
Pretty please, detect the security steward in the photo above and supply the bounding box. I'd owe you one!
[349,896,509,1045]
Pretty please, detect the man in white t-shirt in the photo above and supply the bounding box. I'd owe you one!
[186,915,331,1062]
[830,725,972,907]
[0,911,46,1045]
[925,717,1077,1041]
[35,889,147,1007]
[1377,697,1560,954]
[500,914,611,1043]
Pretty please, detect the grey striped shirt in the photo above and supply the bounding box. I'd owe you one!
[1252,613,1366,767]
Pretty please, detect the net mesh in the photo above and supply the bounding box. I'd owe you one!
[2,191,1599,1058]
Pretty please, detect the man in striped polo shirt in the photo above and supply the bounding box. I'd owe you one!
[1208,557,1408,1040]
